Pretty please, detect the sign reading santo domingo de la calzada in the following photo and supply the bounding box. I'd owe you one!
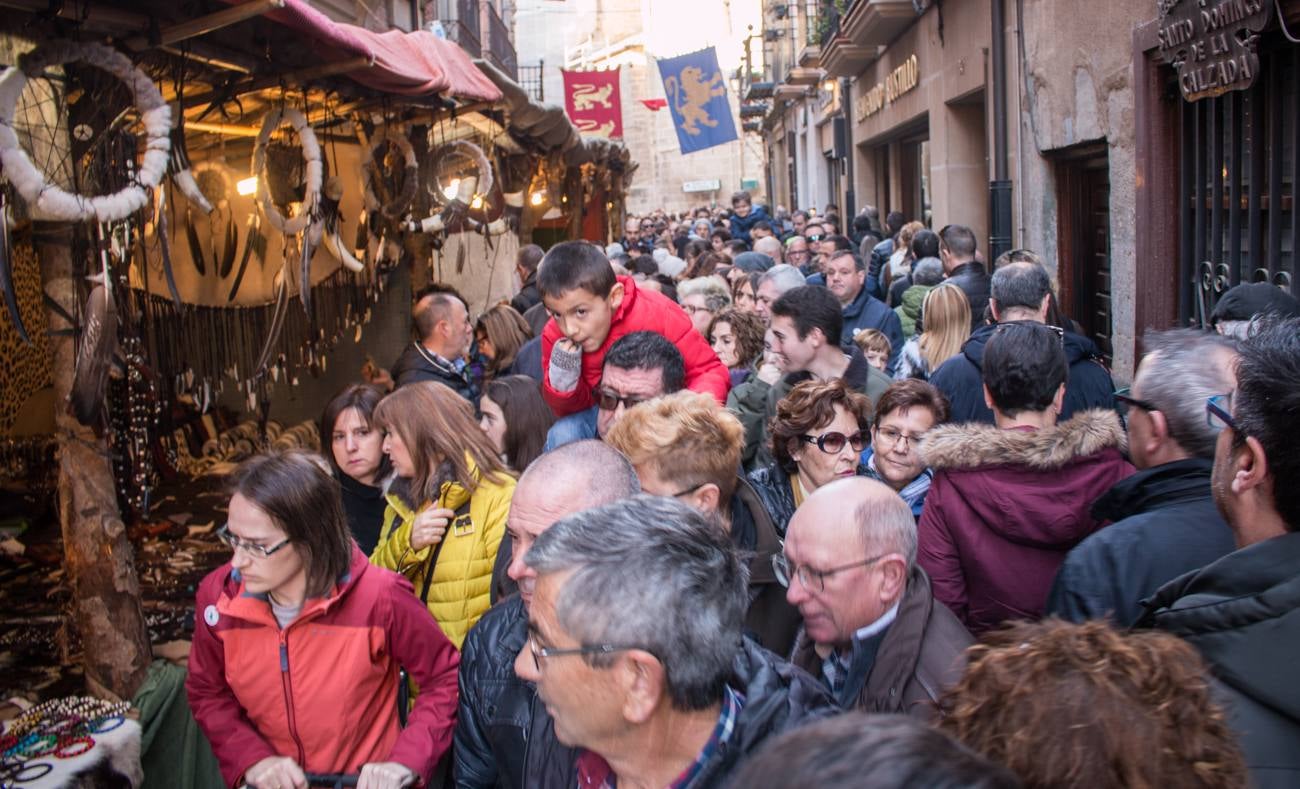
[1156,0,1272,102]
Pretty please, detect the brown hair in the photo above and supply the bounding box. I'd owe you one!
[768,379,873,474]
[482,375,555,473]
[686,250,727,280]
[229,450,354,598]
[605,391,743,505]
[707,308,765,370]
[476,303,532,375]
[939,619,1248,789]
[874,379,950,426]
[319,383,392,479]
[373,382,513,504]
[853,328,892,357]
[919,284,972,370]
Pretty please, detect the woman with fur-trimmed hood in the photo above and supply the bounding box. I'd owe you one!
[916,322,1133,635]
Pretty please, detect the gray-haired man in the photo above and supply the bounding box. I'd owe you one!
[453,441,641,789]
[514,496,836,789]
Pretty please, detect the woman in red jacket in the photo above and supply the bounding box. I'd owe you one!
[187,450,460,789]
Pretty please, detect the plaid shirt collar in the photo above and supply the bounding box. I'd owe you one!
[575,686,745,789]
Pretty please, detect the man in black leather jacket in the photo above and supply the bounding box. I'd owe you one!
[937,224,990,331]
[452,441,642,788]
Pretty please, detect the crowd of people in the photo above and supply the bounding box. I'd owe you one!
[185,192,1300,789]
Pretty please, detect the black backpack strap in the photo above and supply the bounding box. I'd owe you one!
[418,499,473,605]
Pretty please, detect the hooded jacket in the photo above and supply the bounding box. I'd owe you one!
[791,567,971,719]
[1137,531,1300,788]
[187,546,460,788]
[929,323,1117,425]
[370,463,515,649]
[1046,458,1237,626]
[727,205,772,246]
[540,275,730,416]
[574,638,838,789]
[895,283,936,338]
[917,410,1134,634]
[389,342,475,401]
[840,284,905,375]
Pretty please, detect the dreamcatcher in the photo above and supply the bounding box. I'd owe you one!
[185,161,238,278]
[408,138,497,236]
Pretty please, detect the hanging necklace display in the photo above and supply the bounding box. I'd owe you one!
[0,187,29,343]
[0,40,170,223]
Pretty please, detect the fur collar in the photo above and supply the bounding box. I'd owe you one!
[921,409,1126,472]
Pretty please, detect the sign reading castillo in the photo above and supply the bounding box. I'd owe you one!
[1156,0,1272,102]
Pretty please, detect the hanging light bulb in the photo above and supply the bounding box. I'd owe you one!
[443,177,461,200]
[470,195,484,210]
[530,191,546,206]
[236,176,258,196]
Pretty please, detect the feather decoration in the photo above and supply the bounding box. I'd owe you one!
[300,221,321,315]
[218,213,238,278]
[255,265,289,375]
[70,277,118,425]
[184,206,206,275]
[0,190,30,343]
[156,184,183,308]
[227,211,262,302]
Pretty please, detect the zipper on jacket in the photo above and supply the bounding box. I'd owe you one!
[278,634,308,767]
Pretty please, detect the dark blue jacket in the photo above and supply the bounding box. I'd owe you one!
[867,238,893,300]
[728,205,772,246]
[1046,459,1236,626]
[929,323,1116,425]
[841,284,905,375]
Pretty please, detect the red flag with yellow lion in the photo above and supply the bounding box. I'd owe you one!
[561,68,623,139]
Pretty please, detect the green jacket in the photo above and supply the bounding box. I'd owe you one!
[895,284,936,338]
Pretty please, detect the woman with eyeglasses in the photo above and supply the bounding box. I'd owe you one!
[370,381,516,649]
[677,276,732,337]
[748,379,873,536]
[188,450,459,789]
[861,380,950,520]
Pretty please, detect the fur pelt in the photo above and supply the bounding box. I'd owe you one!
[920,409,1126,472]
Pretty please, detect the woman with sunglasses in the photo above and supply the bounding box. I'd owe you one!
[748,379,873,536]
[188,450,459,789]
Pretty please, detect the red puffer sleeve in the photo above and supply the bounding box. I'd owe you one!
[185,568,278,787]
[541,319,596,416]
[661,301,731,404]
[383,573,462,781]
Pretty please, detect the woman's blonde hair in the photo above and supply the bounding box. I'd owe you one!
[918,284,972,371]
[373,382,513,504]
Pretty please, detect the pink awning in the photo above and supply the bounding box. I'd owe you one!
[233,0,502,101]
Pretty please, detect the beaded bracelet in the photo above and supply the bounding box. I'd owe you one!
[19,734,58,758]
[54,735,94,759]
[89,715,125,734]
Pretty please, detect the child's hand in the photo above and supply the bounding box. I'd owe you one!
[548,338,583,393]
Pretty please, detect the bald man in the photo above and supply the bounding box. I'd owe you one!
[780,477,971,718]
[454,441,641,789]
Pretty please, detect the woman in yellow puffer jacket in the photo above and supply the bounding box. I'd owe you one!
[370,382,516,648]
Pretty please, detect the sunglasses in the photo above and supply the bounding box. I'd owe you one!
[805,233,824,242]
[799,429,868,454]
[595,388,650,412]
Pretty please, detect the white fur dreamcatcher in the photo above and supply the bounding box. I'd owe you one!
[251,106,322,235]
[406,139,495,235]
[0,40,170,223]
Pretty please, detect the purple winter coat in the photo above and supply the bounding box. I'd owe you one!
[916,410,1134,635]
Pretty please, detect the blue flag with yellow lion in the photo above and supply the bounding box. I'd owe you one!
[656,48,738,154]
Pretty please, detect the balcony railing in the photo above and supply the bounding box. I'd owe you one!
[814,2,842,47]
[429,0,481,58]
[483,2,517,80]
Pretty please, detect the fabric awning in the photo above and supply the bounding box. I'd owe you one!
[234,0,503,101]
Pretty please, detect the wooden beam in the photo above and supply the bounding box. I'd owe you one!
[180,56,375,111]
[123,0,286,51]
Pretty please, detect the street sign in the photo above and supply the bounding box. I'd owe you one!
[683,179,721,193]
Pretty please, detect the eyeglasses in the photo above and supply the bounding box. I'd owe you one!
[668,481,707,498]
[681,304,714,316]
[772,552,887,593]
[994,320,1065,343]
[799,429,868,454]
[875,425,925,449]
[527,633,642,672]
[1206,393,1237,432]
[1114,387,1159,418]
[595,387,651,412]
[216,524,291,559]
[805,233,824,242]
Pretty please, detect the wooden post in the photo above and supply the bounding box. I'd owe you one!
[35,221,151,701]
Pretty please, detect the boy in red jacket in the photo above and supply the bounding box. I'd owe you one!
[539,241,730,416]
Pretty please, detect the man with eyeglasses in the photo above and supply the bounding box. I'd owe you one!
[513,496,836,789]
[1046,329,1239,626]
[930,260,1117,425]
[1136,318,1300,787]
[605,391,801,655]
[543,331,685,450]
[453,441,640,789]
[784,236,811,274]
[781,477,971,717]
[918,320,1133,635]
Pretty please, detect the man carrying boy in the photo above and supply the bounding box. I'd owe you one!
[539,241,729,416]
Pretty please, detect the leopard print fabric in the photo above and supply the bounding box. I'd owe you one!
[0,240,53,434]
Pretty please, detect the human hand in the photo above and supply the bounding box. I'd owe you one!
[357,761,417,789]
[243,756,306,789]
[757,360,783,385]
[548,338,582,393]
[410,507,453,551]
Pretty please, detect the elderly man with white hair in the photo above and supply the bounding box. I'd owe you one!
[514,496,835,789]
[781,477,971,718]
